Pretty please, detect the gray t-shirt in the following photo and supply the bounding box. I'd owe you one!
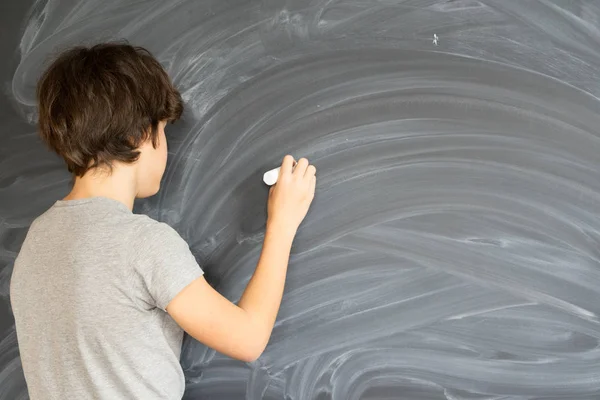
[10,197,204,400]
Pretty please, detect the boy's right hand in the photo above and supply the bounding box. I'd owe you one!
[267,155,316,236]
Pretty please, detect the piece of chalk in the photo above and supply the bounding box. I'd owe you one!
[263,167,280,186]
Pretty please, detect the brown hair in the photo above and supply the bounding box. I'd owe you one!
[37,42,183,176]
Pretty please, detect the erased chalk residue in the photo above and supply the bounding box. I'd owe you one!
[3,0,600,399]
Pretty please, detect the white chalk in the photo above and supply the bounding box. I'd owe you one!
[263,167,281,186]
[263,159,298,185]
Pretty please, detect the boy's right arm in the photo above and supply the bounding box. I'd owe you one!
[166,155,316,362]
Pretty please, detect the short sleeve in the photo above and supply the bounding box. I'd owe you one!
[132,221,204,311]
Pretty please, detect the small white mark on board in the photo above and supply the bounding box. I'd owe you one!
[433,33,439,46]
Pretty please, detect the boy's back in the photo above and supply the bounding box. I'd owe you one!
[11,196,202,399]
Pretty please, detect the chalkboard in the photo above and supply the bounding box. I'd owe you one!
[2,1,600,399]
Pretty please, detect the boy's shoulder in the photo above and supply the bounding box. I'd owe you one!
[29,199,185,247]
[130,215,185,244]
[103,209,186,249]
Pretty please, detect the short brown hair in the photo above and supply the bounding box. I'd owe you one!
[37,42,183,176]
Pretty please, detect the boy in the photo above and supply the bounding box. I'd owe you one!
[10,43,316,399]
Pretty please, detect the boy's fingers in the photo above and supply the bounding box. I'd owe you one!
[294,158,309,177]
[280,155,295,175]
[309,175,316,196]
[305,165,316,179]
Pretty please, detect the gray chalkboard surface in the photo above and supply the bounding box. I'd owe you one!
[2,1,600,399]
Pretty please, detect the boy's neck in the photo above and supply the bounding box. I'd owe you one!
[64,165,137,210]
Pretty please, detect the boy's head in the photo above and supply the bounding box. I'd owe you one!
[37,43,183,197]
